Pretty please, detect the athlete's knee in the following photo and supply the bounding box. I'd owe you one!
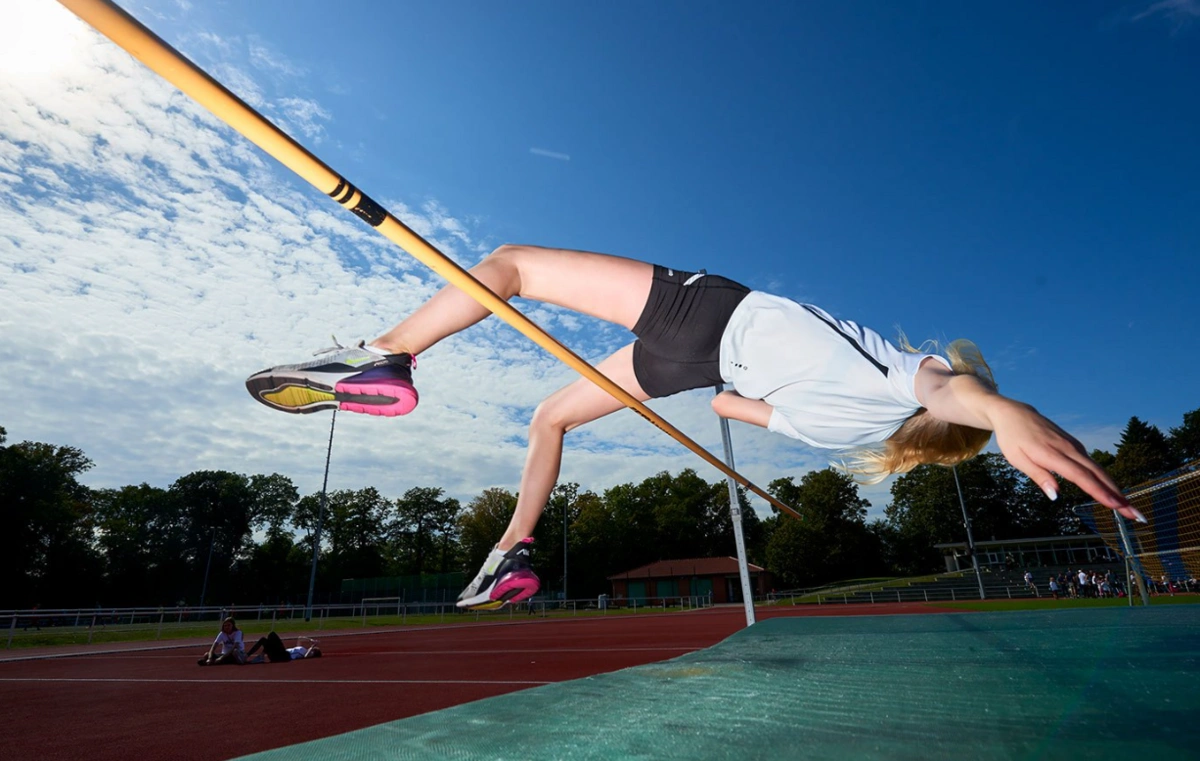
[529,396,573,436]
[479,244,530,296]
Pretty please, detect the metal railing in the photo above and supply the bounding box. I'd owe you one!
[2,595,716,650]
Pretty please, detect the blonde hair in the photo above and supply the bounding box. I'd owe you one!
[841,338,996,484]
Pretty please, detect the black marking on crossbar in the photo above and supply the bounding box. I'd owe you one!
[351,193,386,227]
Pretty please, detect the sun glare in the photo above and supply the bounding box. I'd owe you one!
[0,1,88,78]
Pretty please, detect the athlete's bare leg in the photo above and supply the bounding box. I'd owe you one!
[370,244,653,356]
[371,245,657,550]
[496,343,649,550]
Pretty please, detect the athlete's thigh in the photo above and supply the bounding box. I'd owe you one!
[513,247,654,330]
[542,343,651,433]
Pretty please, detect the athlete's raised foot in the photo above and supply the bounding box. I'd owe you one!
[246,340,418,416]
[457,538,541,610]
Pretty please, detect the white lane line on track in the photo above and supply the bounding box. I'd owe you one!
[114,646,702,659]
[0,677,553,685]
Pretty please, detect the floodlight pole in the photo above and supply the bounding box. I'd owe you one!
[715,385,756,627]
[952,466,986,600]
[305,409,337,622]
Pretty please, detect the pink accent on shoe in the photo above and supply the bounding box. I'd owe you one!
[491,569,540,604]
[336,380,419,416]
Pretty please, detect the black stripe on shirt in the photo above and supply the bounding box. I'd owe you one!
[801,304,889,377]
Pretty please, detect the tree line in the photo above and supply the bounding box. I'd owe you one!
[2,407,1196,609]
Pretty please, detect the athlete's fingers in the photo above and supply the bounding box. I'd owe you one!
[1040,430,1145,519]
[1038,445,1143,520]
[1005,438,1135,517]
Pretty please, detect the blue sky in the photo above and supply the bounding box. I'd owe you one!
[1,0,1197,518]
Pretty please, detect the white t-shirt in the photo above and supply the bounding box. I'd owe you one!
[719,292,950,449]
[286,646,308,660]
[213,630,244,655]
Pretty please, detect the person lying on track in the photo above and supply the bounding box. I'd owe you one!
[245,631,321,663]
[245,244,1142,610]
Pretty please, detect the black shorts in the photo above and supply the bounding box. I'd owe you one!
[262,631,291,663]
[631,265,750,398]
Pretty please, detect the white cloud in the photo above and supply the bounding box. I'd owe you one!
[248,39,304,77]
[1134,0,1200,29]
[530,147,571,162]
[0,3,824,521]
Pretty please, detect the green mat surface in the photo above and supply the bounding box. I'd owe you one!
[238,607,1200,761]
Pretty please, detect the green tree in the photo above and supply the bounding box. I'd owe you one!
[568,471,764,598]
[535,482,583,599]
[0,432,100,607]
[642,469,726,560]
[169,471,255,604]
[320,487,390,583]
[563,490,611,597]
[764,469,876,587]
[885,455,1022,575]
[389,486,462,575]
[92,484,183,605]
[1110,417,1179,489]
[241,532,311,604]
[249,473,299,539]
[711,482,765,565]
[1169,408,1200,465]
[458,487,518,576]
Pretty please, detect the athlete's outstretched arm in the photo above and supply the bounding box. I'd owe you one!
[913,359,1140,520]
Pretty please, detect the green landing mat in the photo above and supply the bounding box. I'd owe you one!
[237,607,1200,761]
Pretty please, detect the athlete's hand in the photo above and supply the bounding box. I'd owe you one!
[989,400,1144,522]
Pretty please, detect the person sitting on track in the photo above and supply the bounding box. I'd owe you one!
[245,244,1144,611]
[245,631,322,663]
[198,616,245,666]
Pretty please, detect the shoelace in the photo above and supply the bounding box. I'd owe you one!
[311,336,416,367]
[312,336,356,356]
[312,336,350,356]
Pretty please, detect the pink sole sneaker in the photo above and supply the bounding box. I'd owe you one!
[337,380,419,416]
[491,569,541,604]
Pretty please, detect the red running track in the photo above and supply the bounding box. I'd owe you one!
[0,603,952,761]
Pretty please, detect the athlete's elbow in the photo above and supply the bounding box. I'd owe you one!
[710,392,732,418]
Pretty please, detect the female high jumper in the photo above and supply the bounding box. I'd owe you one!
[245,245,1141,609]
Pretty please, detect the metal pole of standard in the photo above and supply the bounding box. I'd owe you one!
[1124,553,1134,609]
[1114,511,1151,607]
[306,410,337,622]
[563,491,569,604]
[952,466,986,600]
[714,385,756,627]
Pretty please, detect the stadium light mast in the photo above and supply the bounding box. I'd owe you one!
[305,409,337,622]
[952,466,987,600]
